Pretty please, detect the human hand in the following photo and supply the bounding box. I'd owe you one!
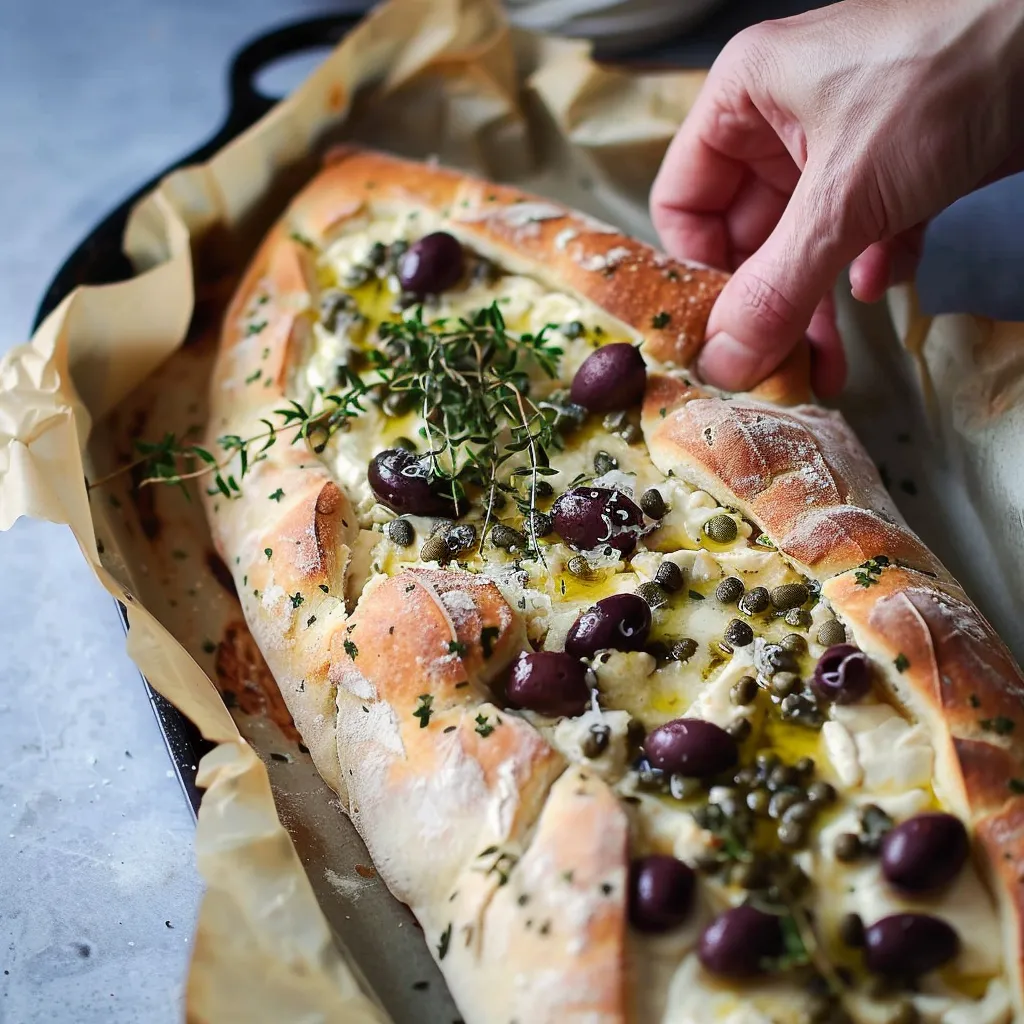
[651,0,1024,396]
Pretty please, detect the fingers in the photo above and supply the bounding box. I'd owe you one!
[697,161,875,392]
[849,225,926,303]
[807,290,846,399]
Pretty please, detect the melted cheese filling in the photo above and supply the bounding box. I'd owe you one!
[290,213,1010,1024]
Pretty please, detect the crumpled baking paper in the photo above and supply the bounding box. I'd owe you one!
[1,0,1021,1020]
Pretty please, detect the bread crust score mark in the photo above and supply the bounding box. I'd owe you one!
[201,148,1024,1021]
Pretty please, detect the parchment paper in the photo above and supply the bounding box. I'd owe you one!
[1,1,1022,1020]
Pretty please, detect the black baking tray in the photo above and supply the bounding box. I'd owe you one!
[31,2,828,817]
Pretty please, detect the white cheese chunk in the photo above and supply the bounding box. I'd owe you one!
[830,703,934,793]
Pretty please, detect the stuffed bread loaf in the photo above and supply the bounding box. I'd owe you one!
[202,148,1024,1024]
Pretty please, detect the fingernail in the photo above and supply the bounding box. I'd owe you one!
[696,332,764,392]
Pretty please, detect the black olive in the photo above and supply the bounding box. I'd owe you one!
[881,813,969,893]
[565,594,652,659]
[724,619,754,647]
[397,232,464,296]
[550,487,647,556]
[643,718,738,777]
[490,523,527,552]
[368,448,458,517]
[698,905,784,977]
[813,644,872,704]
[386,518,414,547]
[738,587,770,615]
[864,914,960,976]
[654,561,684,593]
[628,855,696,933]
[817,620,847,647]
[716,576,745,604]
[593,450,618,476]
[639,488,666,519]
[505,651,590,718]
[670,638,698,662]
[569,344,647,412]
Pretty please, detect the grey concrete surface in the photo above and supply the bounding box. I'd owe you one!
[2,1,1022,1022]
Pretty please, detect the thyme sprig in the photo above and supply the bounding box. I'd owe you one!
[91,302,567,545]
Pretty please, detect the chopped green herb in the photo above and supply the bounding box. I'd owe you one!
[854,571,879,588]
[306,615,316,627]
[319,584,329,593]
[437,923,452,960]
[290,592,304,609]
[981,715,1015,736]
[688,590,705,601]
[651,311,671,329]
[413,693,434,729]
[202,639,216,655]
[474,713,495,738]
[264,547,273,559]
[448,640,468,656]
[269,488,285,502]
[289,231,315,249]
[894,653,909,673]
[344,639,359,660]
[245,322,267,337]
[245,369,262,384]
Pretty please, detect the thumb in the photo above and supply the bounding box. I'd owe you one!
[698,166,872,392]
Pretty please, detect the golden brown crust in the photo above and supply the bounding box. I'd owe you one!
[824,565,1024,996]
[641,377,947,580]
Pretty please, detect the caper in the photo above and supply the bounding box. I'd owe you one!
[755,751,780,774]
[582,724,610,758]
[593,450,617,476]
[771,672,801,698]
[839,912,865,948]
[527,510,553,537]
[367,241,387,267]
[386,518,414,547]
[834,832,862,862]
[785,607,813,629]
[783,801,816,825]
[771,583,809,610]
[807,781,836,806]
[890,1004,921,1024]
[738,586,770,615]
[388,239,409,264]
[669,774,703,800]
[636,582,668,609]
[530,479,555,499]
[794,756,815,776]
[563,320,586,339]
[724,619,754,647]
[746,788,770,815]
[342,264,372,288]
[731,858,770,890]
[670,638,698,662]
[769,791,799,819]
[703,514,738,544]
[816,619,847,647]
[444,524,477,557]
[639,488,666,519]
[781,633,807,654]
[693,853,724,875]
[733,767,758,788]
[645,640,671,661]
[381,389,415,418]
[777,819,807,847]
[620,422,642,445]
[419,532,448,563]
[768,765,799,791]
[730,675,758,706]
[602,410,627,433]
[762,643,798,674]
[859,804,894,852]
[566,554,598,580]
[654,561,684,593]
[471,257,498,284]
[725,718,752,742]
[715,576,745,603]
[491,523,527,552]
[485,488,507,513]
[392,435,417,451]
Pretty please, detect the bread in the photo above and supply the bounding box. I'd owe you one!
[202,148,1023,1024]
